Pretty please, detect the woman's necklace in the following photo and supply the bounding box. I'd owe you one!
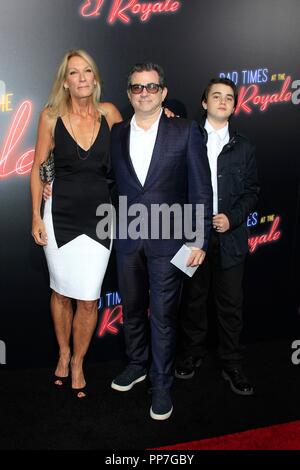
[68,113,98,160]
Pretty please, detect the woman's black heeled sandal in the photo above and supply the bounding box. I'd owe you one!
[71,386,87,399]
[54,375,69,387]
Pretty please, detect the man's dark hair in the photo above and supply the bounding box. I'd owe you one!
[201,77,238,108]
[127,62,166,89]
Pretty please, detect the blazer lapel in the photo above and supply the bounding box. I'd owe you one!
[121,120,143,189]
[143,113,168,188]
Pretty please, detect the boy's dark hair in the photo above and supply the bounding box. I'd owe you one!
[201,77,238,108]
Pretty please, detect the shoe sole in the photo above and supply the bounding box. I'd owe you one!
[150,406,173,421]
[174,359,202,380]
[111,374,147,392]
[222,371,254,396]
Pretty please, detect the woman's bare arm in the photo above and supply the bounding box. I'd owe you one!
[30,109,55,245]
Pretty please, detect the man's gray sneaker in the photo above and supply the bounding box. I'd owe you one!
[111,366,147,391]
[150,389,173,420]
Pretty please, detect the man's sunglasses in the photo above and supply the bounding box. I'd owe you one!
[129,83,163,94]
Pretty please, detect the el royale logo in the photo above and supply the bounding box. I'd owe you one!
[220,68,300,114]
[97,290,123,337]
[0,100,34,179]
[0,80,14,113]
[97,305,123,336]
[235,76,293,114]
[248,215,282,254]
[80,0,181,24]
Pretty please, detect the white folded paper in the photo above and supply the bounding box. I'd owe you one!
[170,244,199,277]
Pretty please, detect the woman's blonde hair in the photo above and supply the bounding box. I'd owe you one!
[46,49,102,117]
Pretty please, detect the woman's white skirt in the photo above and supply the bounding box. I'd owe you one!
[43,195,112,301]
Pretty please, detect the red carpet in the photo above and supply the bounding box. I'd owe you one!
[156,420,300,450]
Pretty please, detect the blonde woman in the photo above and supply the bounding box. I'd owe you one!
[30,50,122,398]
